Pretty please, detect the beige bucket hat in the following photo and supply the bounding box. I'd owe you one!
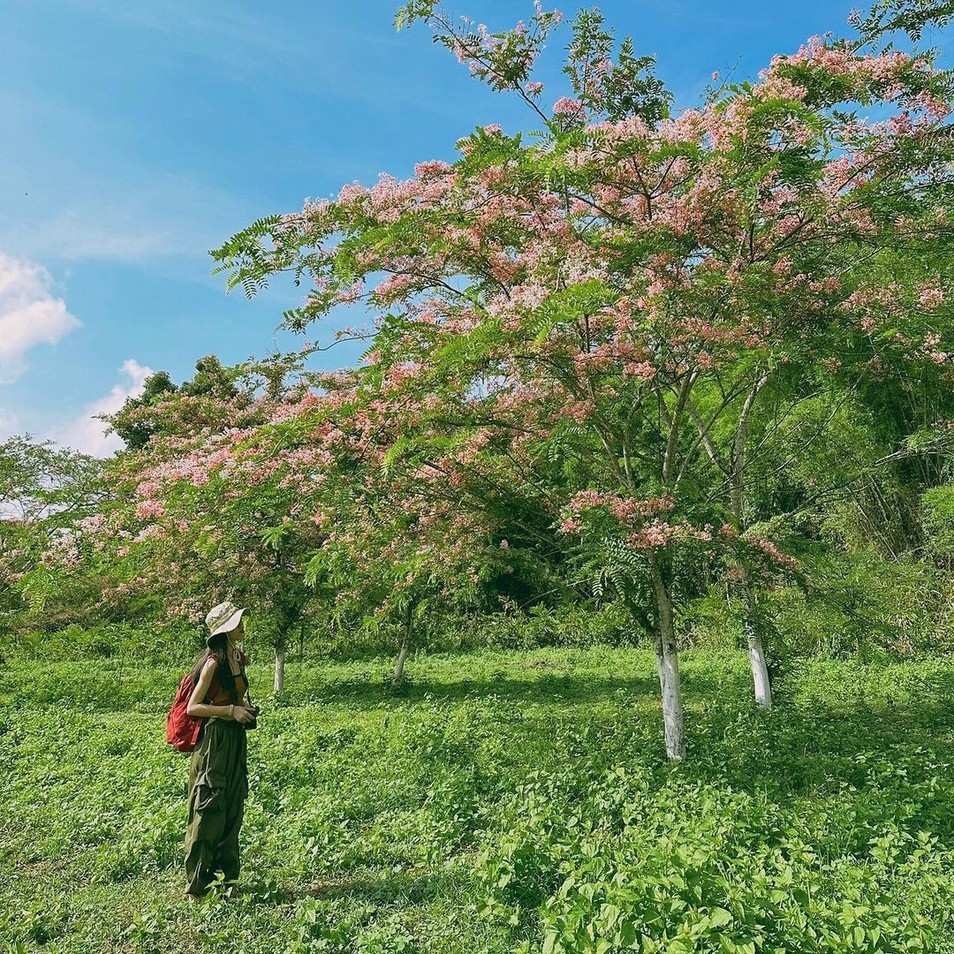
[205,601,246,640]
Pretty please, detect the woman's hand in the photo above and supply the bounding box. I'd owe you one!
[232,705,256,724]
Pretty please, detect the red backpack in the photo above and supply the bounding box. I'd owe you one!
[166,672,203,753]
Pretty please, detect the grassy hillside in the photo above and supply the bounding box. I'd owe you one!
[2,647,953,953]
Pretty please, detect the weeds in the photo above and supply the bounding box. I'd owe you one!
[2,647,953,952]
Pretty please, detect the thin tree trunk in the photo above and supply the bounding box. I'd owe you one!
[720,373,771,710]
[741,575,772,709]
[274,645,286,694]
[392,602,412,687]
[725,374,774,710]
[650,560,686,760]
[393,633,410,687]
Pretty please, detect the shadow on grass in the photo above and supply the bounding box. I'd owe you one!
[684,688,954,845]
[279,668,752,709]
[4,651,752,713]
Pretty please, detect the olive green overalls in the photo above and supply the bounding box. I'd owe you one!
[184,670,249,896]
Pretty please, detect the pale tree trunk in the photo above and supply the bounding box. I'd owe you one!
[728,389,771,710]
[652,378,691,760]
[731,376,773,710]
[650,560,686,761]
[392,602,412,688]
[273,645,286,694]
[393,633,410,687]
[741,573,772,709]
[687,374,774,711]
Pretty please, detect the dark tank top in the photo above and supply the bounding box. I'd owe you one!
[206,651,249,706]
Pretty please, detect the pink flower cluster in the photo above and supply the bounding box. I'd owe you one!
[136,499,166,520]
[918,285,945,310]
[552,96,583,116]
[414,159,453,179]
[746,536,798,569]
[626,520,682,550]
[373,272,419,303]
[765,36,912,86]
[77,513,107,534]
[606,495,676,524]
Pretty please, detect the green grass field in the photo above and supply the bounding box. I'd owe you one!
[2,646,954,953]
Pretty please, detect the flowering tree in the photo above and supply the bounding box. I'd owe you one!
[28,357,326,687]
[0,436,105,635]
[212,3,954,757]
[29,317,559,689]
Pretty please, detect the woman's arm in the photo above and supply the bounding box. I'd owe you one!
[186,658,255,722]
[186,659,233,720]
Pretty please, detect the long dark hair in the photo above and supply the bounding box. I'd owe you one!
[188,632,238,703]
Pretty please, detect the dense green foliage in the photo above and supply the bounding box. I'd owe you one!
[3,645,953,952]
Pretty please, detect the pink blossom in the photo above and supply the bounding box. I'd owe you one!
[133,524,165,543]
[918,285,945,310]
[552,96,583,116]
[607,495,676,523]
[414,159,453,178]
[372,272,417,302]
[77,513,107,534]
[569,489,607,510]
[748,536,798,569]
[564,399,595,423]
[136,499,166,520]
[135,481,160,500]
[623,361,657,380]
[626,520,677,550]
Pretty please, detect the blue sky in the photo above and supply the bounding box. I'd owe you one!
[1,0,870,453]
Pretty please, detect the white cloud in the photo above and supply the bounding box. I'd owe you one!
[50,358,153,457]
[16,209,184,264]
[0,168,247,268]
[0,252,82,383]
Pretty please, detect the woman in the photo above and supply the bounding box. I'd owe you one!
[183,601,256,901]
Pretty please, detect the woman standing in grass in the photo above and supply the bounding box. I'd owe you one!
[183,601,256,901]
